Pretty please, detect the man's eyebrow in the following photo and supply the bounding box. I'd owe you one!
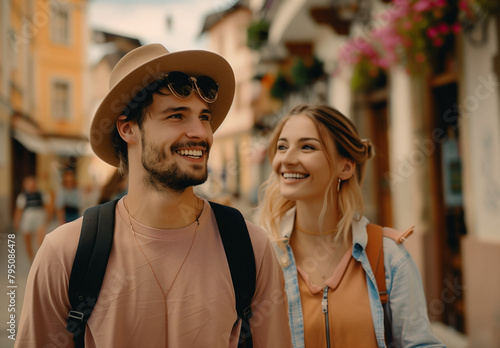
[159,106,212,115]
[160,106,189,114]
[277,137,320,142]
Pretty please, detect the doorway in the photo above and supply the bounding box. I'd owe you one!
[427,80,466,333]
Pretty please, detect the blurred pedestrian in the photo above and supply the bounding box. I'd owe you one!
[13,175,50,261]
[55,169,81,224]
[258,104,445,348]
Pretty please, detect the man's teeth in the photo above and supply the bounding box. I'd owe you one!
[283,173,307,179]
[177,149,203,158]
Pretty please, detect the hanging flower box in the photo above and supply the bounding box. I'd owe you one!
[336,0,481,90]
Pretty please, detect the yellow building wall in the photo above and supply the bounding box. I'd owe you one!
[33,0,87,137]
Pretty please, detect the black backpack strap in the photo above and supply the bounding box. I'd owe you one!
[66,199,118,348]
[209,202,256,348]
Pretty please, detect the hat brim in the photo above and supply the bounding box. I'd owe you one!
[90,49,235,167]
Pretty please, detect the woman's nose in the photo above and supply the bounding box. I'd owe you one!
[282,148,298,165]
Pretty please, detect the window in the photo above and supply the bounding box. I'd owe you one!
[51,80,71,120]
[51,6,70,44]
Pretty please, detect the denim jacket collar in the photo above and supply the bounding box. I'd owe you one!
[279,207,370,260]
[351,216,369,260]
[279,206,296,242]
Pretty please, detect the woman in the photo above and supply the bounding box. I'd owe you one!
[13,176,51,261]
[258,104,444,348]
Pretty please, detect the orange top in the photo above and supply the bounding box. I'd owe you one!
[297,249,378,348]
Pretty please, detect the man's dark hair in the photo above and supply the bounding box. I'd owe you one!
[112,79,169,175]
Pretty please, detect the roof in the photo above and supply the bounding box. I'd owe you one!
[200,1,247,35]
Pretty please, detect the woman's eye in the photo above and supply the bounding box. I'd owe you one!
[277,144,287,150]
[302,145,315,150]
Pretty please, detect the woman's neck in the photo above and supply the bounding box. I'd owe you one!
[294,199,339,236]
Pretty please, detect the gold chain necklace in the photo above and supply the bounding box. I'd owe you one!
[124,197,200,348]
[295,223,338,236]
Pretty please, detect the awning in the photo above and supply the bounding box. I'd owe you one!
[11,115,91,157]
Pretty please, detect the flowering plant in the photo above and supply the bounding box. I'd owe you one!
[337,0,476,90]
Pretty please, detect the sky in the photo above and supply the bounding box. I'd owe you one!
[87,0,238,51]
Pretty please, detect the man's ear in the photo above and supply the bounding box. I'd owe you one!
[116,115,137,144]
[339,158,356,181]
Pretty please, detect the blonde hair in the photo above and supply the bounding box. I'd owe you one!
[258,104,373,245]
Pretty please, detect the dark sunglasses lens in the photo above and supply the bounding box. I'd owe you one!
[196,76,219,101]
[166,72,193,97]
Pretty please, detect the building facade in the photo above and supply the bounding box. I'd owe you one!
[3,0,90,230]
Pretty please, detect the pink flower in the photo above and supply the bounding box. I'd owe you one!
[451,23,461,34]
[391,0,411,19]
[437,22,449,34]
[459,0,470,11]
[427,27,439,39]
[433,38,444,47]
[403,21,413,30]
[413,14,423,22]
[377,58,390,69]
[413,0,433,13]
[339,44,360,64]
[459,0,474,17]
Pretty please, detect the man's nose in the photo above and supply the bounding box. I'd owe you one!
[186,118,210,140]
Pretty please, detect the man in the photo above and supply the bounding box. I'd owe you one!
[55,169,81,224]
[16,44,292,347]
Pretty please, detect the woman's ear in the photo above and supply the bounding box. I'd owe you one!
[339,158,356,181]
[116,115,137,144]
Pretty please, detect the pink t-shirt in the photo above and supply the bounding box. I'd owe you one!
[16,198,292,347]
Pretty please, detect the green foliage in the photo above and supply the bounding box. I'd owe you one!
[290,57,324,87]
[350,58,387,92]
[247,19,270,50]
[269,56,325,100]
[270,72,292,100]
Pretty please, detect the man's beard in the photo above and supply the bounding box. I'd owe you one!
[141,137,209,193]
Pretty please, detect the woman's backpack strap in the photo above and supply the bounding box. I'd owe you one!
[365,223,388,304]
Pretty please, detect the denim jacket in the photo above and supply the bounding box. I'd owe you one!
[273,208,446,348]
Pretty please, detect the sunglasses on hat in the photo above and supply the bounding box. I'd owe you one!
[160,71,219,104]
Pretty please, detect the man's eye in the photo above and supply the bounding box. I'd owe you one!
[200,114,211,121]
[168,114,183,119]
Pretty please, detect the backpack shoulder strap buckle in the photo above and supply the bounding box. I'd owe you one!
[67,310,84,323]
[382,225,415,244]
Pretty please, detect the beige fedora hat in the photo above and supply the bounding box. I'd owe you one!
[90,43,235,167]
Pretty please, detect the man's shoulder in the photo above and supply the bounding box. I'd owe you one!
[245,219,269,244]
[44,217,83,257]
